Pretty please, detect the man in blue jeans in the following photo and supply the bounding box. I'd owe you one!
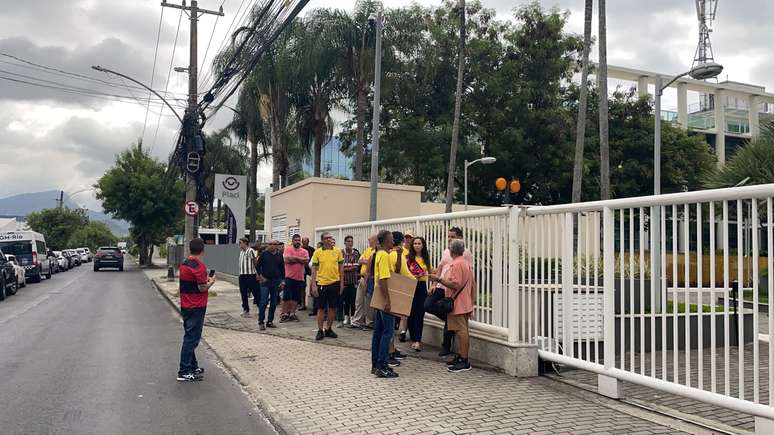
[256,239,285,331]
[177,238,215,382]
[371,230,398,378]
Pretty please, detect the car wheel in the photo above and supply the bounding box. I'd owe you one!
[93,265,99,272]
[30,273,41,283]
[6,278,16,296]
[0,275,6,301]
[45,267,52,279]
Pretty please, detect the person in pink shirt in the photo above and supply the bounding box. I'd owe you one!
[432,227,473,357]
[430,239,475,372]
[280,234,309,322]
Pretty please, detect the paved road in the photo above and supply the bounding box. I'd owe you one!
[0,261,274,435]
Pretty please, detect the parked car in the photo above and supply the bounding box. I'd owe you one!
[83,248,93,262]
[76,248,88,264]
[0,231,53,283]
[5,254,26,289]
[47,250,60,273]
[53,251,69,271]
[93,247,124,272]
[0,249,17,300]
[66,249,81,267]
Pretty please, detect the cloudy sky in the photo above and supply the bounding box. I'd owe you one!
[0,0,772,212]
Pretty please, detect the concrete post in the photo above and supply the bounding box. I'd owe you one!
[714,90,726,165]
[637,76,649,98]
[677,83,688,130]
[749,95,761,140]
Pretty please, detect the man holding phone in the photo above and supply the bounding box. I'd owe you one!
[177,238,216,382]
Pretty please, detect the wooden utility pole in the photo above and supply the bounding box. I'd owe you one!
[445,0,466,213]
[161,0,223,255]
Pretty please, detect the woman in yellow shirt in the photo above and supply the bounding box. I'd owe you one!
[406,236,432,351]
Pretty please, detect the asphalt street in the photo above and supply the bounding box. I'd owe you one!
[0,260,275,435]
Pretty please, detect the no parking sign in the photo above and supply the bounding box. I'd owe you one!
[184,201,200,217]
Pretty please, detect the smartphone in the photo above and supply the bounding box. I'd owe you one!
[208,269,216,278]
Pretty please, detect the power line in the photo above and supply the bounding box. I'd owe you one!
[199,0,226,83]
[142,7,166,144]
[198,0,253,90]
[151,7,185,154]
[0,55,189,98]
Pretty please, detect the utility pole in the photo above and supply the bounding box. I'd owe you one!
[368,8,383,222]
[56,190,64,209]
[161,0,223,255]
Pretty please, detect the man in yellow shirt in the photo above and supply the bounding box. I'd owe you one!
[351,235,377,329]
[371,230,399,378]
[311,232,344,341]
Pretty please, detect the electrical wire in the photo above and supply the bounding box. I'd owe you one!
[142,7,166,143]
[0,53,188,98]
[198,0,253,91]
[151,7,185,154]
[199,0,226,85]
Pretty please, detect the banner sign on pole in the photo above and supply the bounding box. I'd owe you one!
[214,173,247,244]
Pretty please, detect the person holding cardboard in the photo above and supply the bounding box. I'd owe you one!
[370,230,408,379]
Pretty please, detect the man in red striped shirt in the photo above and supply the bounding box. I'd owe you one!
[177,238,215,382]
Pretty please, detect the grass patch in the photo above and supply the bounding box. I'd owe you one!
[742,290,769,304]
[637,301,725,314]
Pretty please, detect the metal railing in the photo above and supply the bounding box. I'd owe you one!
[316,184,774,423]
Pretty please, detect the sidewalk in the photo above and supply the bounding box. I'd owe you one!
[145,268,705,434]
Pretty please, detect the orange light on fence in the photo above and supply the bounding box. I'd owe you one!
[495,177,507,191]
[509,180,521,193]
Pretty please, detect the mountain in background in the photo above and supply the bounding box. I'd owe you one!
[0,190,130,236]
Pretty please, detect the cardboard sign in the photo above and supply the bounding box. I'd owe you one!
[370,273,416,317]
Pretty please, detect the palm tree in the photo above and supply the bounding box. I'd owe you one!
[598,0,610,199]
[572,0,593,203]
[232,76,270,242]
[704,123,774,188]
[201,129,247,229]
[445,0,466,213]
[337,1,378,181]
[292,9,344,178]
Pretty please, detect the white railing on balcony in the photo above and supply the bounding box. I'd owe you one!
[316,183,774,425]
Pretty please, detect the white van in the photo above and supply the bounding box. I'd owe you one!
[0,231,53,283]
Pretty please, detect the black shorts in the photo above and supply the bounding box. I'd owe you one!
[283,278,305,302]
[316,283,340,310]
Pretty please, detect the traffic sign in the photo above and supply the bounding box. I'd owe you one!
[184,201,200,217]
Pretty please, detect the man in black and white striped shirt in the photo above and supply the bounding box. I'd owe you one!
[238,237,259,317]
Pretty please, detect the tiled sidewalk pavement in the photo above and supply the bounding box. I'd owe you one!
[145,269,701,434]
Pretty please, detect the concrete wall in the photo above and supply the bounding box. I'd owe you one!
[201,244,241,276]
[268,178,425,240]
[418,202,496,215]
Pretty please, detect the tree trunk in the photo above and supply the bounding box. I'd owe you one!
[572,0,593,204]
[354,82,367,181]
[314,120,324,178]
[445,0,466,213]
[598,0,611,200]
[248,139,258,242]
[216,199,222,229]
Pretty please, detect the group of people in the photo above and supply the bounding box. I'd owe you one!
[174,228,476,382]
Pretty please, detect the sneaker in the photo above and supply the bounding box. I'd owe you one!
[446,355,462,366]
[399,331,407,342]
[349,322,363,329]
[448,359,472,373]
[266,322,277,328]
[259,322,266,331]
[193,367,205,375]
[176,373,198,382]
[344,316,351,325]
[315,329,325,341]
[376,368,399,379]
[240,311,250,318]
[324,328,338,339]
[290,314,300,322]
[387,358,401,368]
[370,367,377,375]
[279,315,289,323]
[392,350,407,360]
[336,322,344,328]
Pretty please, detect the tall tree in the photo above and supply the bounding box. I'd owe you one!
[292,9,344,177]
[26,208,89,250]
[598,0,610,199]
[96,143,185,266]
[445,0,466,213]
[233,78,270,242]
[704,123,774,188]
[572,0,593,203]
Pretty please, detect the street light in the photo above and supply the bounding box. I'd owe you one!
[651,61,722,312]
[464,156,497,210]
[368,8,384,222]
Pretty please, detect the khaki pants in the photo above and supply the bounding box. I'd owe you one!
[352,277,373,326]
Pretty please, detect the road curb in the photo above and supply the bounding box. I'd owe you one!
[147,275,292,435]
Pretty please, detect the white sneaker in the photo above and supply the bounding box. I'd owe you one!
[240,311,250,318]
[344,316,351,325]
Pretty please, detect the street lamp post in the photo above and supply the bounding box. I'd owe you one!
[368,9,384,222]
[652,61,723,312]
[464,156,496,211]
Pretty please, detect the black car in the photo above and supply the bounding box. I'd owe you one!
[93,247,124,272]
[0,248,18,301]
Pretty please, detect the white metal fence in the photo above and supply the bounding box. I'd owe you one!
[316,184,774,423]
